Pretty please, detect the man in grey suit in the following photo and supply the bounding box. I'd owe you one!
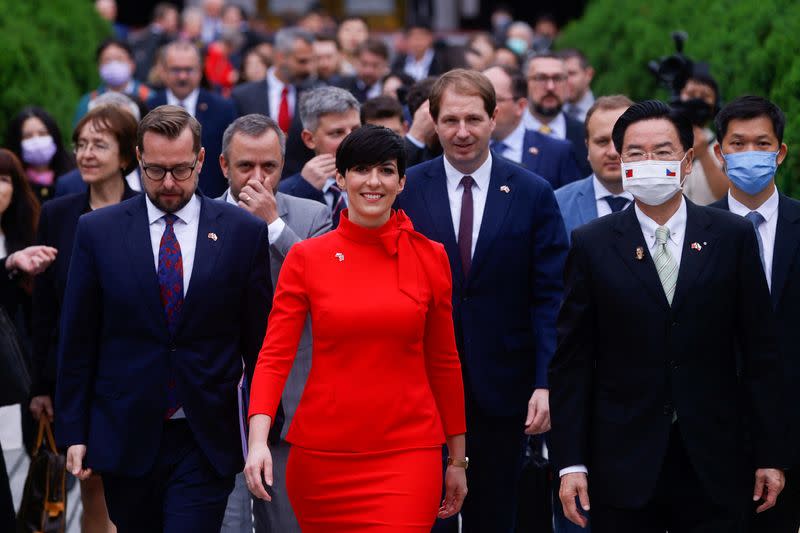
[217,114,331,533]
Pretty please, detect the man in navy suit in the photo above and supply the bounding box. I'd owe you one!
[484,64,581,189]
[555,95,634,241]
[523,53,591,178]
[148,41,236,198]
[550,100,785,533]
[396,69,569,533]
[278,86,360,227]
[56,105,272,532]
[709,96,800,533]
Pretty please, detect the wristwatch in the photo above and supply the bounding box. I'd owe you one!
[447,457,469,469]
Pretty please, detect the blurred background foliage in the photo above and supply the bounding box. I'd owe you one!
[557,0,800,197]
[0,0,109,146]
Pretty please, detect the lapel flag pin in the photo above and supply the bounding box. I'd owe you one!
[500,185,510,193]
[528,147,539,155]
[691,242,702,251]
[335,252,344,262]
[635,246,645,260]
[208,232,218,241]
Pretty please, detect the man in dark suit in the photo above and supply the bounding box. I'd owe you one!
[55,105,272,532]
[555,95,634,241]
[549,100,786,533]
[523,53,591,177]
[390,23,449,81]
[147,41,235,198]
[484,64,581,189]
[218,114,330,533]
[130,2,179,82]
[709,95,800,533]
[396,69,569,533]
[332,38,390,103]
[278,86,360,228]
[230,28,320,178]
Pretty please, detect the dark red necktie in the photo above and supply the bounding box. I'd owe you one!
[458,175,474,276]
[158,214,183,418]
[278,86,291,133]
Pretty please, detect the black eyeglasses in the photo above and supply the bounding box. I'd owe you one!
[140,156,199,181]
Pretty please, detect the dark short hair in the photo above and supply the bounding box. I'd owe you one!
[406,77,438,116]
[315,32,340,48]
[137,105,202,154]
[682,72,720,107]
[714,95,785,144]
[74,105,139,174]
[429,69,496,122]
[405,22,433,34]
[612,100,694,154]
[584,94,634,139]
[556,48,590,69]
[357,38,390,61]
[152,2,176,22]
[96,38,134,63]
[486,65,527,100]
[335,124,407,178]
[361,96,404,124]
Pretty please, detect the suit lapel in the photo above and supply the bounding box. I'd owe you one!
[276,192,290,218]
[421,160,463,282]
[521,132,542,174]
[613,207,670,308]
[469,158,514,281]
[195,90,209,124]
[576,179,598,226]
[178,196,225,332]
[770,194,800,307]
[124,196,166,330]
[671,201,714,312]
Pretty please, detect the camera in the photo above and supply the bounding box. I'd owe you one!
[649,32,716,126]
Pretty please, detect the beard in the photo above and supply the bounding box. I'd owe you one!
[533,101,563,118]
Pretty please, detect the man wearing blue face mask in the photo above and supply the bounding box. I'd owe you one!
[549,99,786,533]
[710,95,800,533]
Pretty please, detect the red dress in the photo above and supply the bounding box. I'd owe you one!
[249,209,466,532]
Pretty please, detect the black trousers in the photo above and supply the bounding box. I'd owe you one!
[591,424,749,533]
[103,420,234,533]
[750,468,800,533]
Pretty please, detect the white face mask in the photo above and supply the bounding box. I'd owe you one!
[620,155,687,206]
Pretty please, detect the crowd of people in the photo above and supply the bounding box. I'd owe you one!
[0,1,798,533]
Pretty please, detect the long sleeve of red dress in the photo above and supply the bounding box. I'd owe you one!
[249,210,466,452]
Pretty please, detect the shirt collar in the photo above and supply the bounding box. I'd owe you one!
[267,67,287,91]
[166,88,199,111]
[592,174,633,201]
[322,176,338,194]
[574,90,595,113]
[525,110,566,137]
[634,196,687,246]
[224,187,237,206]
[727,187,779,223]
[499,120,526,152]
[443,152,493,193]
[407,48,435,68]
[146,193,201,226]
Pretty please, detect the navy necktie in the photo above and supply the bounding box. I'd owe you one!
[604,195,629,213]
[745,211,767,275]
[158,214,183,418]
[458,176,474,277]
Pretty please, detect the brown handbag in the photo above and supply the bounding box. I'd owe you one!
[16,418,67,533]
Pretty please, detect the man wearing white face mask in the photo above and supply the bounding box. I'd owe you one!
[549,99,786,533]
[73,38,151,126]
[709,95,800,533]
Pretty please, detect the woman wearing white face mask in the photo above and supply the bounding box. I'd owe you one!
[73,38,151,127]
[6,107,76,204]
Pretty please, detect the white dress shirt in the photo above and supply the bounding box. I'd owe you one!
[404,48,435,81]
[593,175,633,217]
[145,193,201,295]
[444,153,492,258]
[494,120,526,164]
[266,67,295,121]
[125,168,142,192]
[166,88,199,117]
[522,109,567,140]
[560,196,688,479]
[727,187,779,290]
[224,187,286,245]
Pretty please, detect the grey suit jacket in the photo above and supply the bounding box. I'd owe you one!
[217,189,331,434]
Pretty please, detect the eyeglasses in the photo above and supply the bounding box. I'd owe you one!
[140,156,199,181]
[74,141,111,154]
[528,74,568,85]
[621,149,684,163]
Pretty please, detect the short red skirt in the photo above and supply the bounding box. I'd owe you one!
[286,445,443,532]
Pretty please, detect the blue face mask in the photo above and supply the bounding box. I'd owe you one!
[722,150,779,195]
[506,38,529,56]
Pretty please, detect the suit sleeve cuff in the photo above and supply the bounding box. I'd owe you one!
[267,217,286,245]
[559,465,588,477]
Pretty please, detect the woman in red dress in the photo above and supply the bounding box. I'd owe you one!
[245,125,467,531]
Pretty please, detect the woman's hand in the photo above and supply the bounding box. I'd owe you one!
[29,395,54,421]
[244,441,273,501]
[438,465,468,518]
[6,245,57,276]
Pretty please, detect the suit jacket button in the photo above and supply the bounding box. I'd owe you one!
[169,345,177,352]
[670,360,679,369]
[671,322,679,327]
[663,404,673,415]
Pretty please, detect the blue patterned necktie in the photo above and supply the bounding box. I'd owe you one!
[158,214,183,418]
